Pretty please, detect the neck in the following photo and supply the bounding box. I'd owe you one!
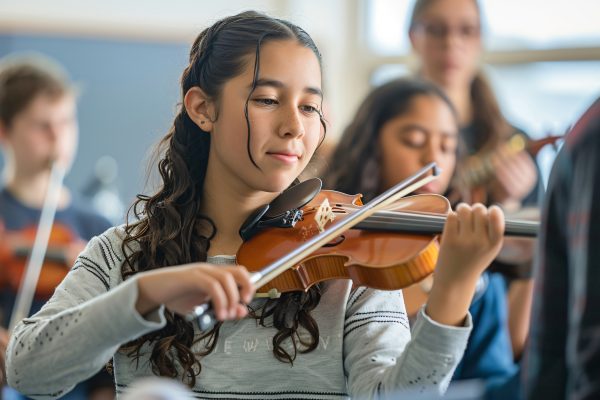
[421,71,474,126]
[443,85,473,127]
[4,167,69,210]
[201,164,278,257]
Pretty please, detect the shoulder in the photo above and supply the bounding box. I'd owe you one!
[0,188,38,228]
[68,225,132,290]
[82,225,135,269]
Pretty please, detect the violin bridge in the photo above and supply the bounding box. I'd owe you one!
[315,198,335,233]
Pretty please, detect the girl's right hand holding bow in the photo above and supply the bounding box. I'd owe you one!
[135,264,255,321]
[425,203,505,326]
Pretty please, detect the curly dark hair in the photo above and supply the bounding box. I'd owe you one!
[118,11,327,386]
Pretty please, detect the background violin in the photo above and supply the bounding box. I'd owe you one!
[454,133,562,204]
[0,222,80,299]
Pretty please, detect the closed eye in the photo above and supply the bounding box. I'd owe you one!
[399,130,427,148]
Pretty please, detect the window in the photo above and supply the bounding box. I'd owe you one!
[365,0,600,185]
[365,0,600,55]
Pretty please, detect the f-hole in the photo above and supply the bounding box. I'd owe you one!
[323,235,345,247]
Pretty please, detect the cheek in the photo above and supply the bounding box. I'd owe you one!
[423,44,444,62]
[61,129,79,157]
[220,118,250,153]
[379,143,416,187]
[438,155,456,189]
[384,141,419,170]
[62,124,78,144]
[305,120,323,152]
[22,131,45,151]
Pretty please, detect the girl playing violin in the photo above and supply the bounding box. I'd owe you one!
[0,55,113,398]
[324,78,522,387]
[7,11,505,399]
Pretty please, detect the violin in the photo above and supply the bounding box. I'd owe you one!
[8,162,67,332]
[237,191,536,297]
[0,222,76,298]
[455,133,563,203]
[190,164,538,329]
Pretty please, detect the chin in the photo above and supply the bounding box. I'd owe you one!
[430,67,460,84]
[254,174,298,194]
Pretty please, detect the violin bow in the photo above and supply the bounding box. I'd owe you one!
[8,162,66,332]
[188,163,440,330]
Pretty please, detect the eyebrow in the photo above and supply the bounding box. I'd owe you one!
[250,78,323,98]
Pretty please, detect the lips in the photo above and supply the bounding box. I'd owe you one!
[266,150,301,164]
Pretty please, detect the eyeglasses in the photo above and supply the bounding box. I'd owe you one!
[416,22,481,41]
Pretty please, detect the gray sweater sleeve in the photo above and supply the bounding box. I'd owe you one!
[5,227,167,399]
[343,287,471,399]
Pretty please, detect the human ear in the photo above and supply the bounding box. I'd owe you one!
[409,29,422,53]
[184,87,216,132]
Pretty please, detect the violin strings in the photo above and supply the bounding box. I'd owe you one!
[354,211,537,237]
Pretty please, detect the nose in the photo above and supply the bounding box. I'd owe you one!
[442,35,458,50]
[278,105,305,139]
[441,29,465,50]
[420,141,439,166]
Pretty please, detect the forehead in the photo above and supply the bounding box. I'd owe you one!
[234,39,322,91]
[15,93,75,122]
[420,0,480,22]
[27,93,75,112]
[390,95,458,131]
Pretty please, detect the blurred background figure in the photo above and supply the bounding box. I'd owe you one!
[408,0,541,210]
[407,0,540,372]
[324,77,518,392]
[0,54,114,399]
[523,98,600,400]
[367,0,598,184]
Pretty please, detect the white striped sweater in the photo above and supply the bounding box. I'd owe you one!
[6,226,471,399]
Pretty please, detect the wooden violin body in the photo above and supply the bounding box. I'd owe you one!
[237,191,450,295]
[0,223,73,298]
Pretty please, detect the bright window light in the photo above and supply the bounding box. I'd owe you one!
[366,0,600,55]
